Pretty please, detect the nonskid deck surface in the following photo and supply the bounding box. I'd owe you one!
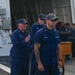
[0,57,75,75]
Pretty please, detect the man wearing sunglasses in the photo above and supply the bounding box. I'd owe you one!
[34,13,62,75]
[30,14,46,75]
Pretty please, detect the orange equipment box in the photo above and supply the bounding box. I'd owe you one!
[61,42,72,66]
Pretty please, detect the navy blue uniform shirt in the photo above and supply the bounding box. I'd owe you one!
[10,28,29,58]
[30,22,45,49]
[34,26,61,65]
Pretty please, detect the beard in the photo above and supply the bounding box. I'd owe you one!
[48,23,55,28]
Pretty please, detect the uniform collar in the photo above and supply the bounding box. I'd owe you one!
[37,22,45,26]
[17,28,21,33]
[44,26,55,32]
[17,28,26,33]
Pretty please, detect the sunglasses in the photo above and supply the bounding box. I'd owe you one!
[51,19,58,22]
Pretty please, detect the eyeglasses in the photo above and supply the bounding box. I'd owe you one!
[51,19,58,22]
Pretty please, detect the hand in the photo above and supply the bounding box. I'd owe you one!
[25,36,30,42]
[58,61,62,68]
[38,62,44,71]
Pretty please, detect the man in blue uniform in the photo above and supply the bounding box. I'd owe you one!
[30,14,46,75]
[34,13,62,75]
[10,18,30,75]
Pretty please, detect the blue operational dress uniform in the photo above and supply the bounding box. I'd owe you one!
[34,26,61,75]
[30,22,45,49]
[30,14,46,75]
[30,22,45,75]
[10,28,29,75]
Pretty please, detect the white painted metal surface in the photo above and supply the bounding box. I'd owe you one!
[0,0,12,56]
[70,0,75,23]
[0,64,10,73]
[0,30,12,56]
[0,0,11,19]
[0,35,3,48]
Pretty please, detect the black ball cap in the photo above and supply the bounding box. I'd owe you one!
[38,14,46,20]
[17,18,28,25]
[46,13,58,20]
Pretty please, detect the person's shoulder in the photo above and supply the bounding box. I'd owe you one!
[31,22,38,29]
[32,22,38,26]
[12,29,18,33]
[12,29,19,36]
[36,27,45,34]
